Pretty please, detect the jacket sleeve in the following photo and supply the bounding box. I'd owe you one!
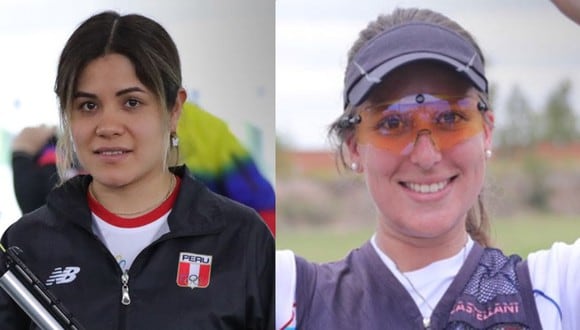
[245,215,275,330]
[0,290,30,329]
[11,138,58,214]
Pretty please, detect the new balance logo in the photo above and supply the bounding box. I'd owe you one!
[45,267,81,286]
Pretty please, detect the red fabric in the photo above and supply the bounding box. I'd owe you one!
[259,209,275,237]
[88,176,181,228]
[37,149,57,166]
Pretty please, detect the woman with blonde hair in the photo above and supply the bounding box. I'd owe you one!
[277,7,579,329]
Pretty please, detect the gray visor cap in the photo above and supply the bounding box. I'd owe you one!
[344,22,488,108]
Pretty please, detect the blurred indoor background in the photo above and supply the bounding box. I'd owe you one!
[0,0,274,233]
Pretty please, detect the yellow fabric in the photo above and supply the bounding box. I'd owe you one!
[177,102,248,176]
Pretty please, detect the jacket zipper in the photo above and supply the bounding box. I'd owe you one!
[121,270,131,305]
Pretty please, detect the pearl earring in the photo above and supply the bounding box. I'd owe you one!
[351,162,359,171]
[485,149,492,159]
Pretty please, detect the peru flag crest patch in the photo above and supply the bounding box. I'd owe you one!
[176,252,212,289]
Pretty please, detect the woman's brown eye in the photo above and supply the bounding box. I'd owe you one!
[384,116,402,129]
[81,102,97,111]
[126,99,140,108]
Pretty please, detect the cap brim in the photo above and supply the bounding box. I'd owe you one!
[347,52,487,107]
[343,22,488,109]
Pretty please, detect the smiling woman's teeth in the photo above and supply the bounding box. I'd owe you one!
[406,180,447,193]
[101,150,125,156]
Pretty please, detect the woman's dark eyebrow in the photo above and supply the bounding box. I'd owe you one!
[72,87,146,99]
[72,91,96,99]
[116,87,146,96]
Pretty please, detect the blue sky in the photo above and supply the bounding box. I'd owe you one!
[276,0,580,150]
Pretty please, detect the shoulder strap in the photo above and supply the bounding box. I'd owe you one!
[294,255,317,328]
[516,260,543,329]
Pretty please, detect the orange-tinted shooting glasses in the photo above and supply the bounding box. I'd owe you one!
[354,93,489,154]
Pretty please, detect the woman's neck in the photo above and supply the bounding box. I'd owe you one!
[375,222,469,272]
[90,172,176,218]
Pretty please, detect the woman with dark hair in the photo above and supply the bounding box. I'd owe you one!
[276,7,579,329]
[1,11,273,329]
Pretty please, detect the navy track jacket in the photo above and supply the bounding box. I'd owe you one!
[0,166,274,329]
